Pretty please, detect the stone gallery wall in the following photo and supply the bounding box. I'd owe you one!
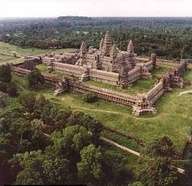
[127,67,141,83]
[53,62,85,78]
[89,69,119,85]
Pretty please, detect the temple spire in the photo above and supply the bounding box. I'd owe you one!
[110,44,118,58]
[99,38,104,51]
[126,40,136,68]
[101,31,113,57]
[76,41,87,66]
[127,40,134,54]
[80,41,87,56]
[151,53,157,68]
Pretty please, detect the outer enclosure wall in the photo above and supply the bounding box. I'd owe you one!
[12,60,188,115]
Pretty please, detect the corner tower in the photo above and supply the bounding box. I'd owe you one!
[76,41,87,66]
[80,41,87,56]
[110,44,118,59]
[99,38,104,51]
[151,53,157,68]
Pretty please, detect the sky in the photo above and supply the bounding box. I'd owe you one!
[0,0,192,18]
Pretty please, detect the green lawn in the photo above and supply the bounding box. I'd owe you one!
[184,68,192,80]
[36,63,66,79]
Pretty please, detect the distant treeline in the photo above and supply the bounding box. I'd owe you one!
[1,17,192,59]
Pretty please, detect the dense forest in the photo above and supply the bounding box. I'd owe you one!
[1,17,192,59]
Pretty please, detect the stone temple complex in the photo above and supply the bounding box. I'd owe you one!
[12,31,188,116]
[43,31,157,87]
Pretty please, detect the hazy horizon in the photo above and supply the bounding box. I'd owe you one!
[1,0,192,18]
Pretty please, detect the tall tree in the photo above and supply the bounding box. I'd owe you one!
[0,64,12,83]
[138,136,180,186]
[77,144,104,185]
[27,69,44,89]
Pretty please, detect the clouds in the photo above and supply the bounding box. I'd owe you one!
[0,0,192,17]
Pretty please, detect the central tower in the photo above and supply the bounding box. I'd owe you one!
[101,31,113,57]
[126,40,136,69]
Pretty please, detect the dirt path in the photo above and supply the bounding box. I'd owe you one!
[179,90,192,96]
[73,106,129,115]
[101,136,185,174]
[101,136,141,157]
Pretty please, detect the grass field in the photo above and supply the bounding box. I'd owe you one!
[36,63,65,78]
